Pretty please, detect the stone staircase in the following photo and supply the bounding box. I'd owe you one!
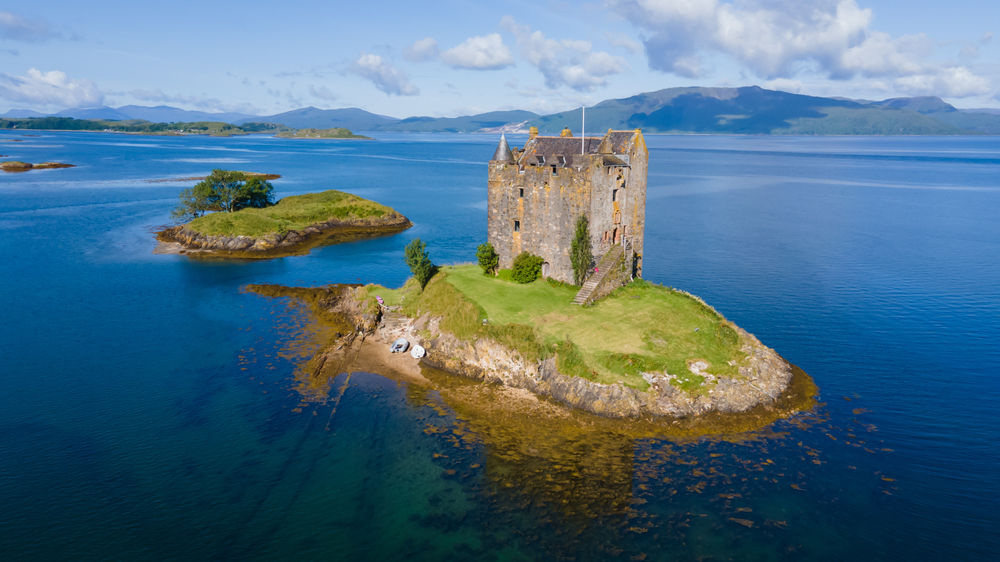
[572,244,623,305]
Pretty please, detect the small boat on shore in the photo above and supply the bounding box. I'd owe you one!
[410,345,425,359]
[390,338,409,353]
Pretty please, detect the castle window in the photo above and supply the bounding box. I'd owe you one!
[551,165,557,175]
[514,220,520,232]
[519,188,524,197]
[612,189,619,202]
[536,155,545,165]
[557,156,566,165]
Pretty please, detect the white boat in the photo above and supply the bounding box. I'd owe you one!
[410,345,425,359]
[390,338,409,353]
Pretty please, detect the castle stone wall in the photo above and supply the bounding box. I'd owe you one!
[488,130,648,285]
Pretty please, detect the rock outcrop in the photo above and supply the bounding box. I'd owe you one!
[371,306,797,419]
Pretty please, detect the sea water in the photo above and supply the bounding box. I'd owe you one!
[1,131,997,560]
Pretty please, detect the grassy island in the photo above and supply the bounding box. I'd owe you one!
[158,189,412,258]
[362,265,747,392]
[186,190,395,237]
[274,128,370,139]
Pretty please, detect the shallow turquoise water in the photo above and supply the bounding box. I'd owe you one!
[1,131,997,560]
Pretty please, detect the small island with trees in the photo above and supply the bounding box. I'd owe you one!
[156,169,411,257]
[274,128,370,139]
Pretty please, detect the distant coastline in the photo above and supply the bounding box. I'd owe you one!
[7,85,999,135]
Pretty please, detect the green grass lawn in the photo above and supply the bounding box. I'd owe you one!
[186,190,396,237]
[370,265,749,393]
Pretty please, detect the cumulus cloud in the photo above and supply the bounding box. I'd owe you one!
[764,78,803,94]
[309,84,338,101]
[403,37,439,62]
[0,11,61,42]
[440,34,515,70]
[130,89,259,113]
[0,68,103,108]
[605,32,642,53]
[348,52,419,96]
[501,17,628,91]
[610,0,992,97]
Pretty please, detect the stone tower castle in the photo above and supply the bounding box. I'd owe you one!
[487,127,647,289]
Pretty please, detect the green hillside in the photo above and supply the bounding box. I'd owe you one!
[774,106,964,135]
[1,117,250,136]
[526,86,972,135]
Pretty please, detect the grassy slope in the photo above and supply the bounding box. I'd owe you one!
[186,190,393,237]
[924,111,1000,134]
[366,265,747,393]
[774,106,966,135]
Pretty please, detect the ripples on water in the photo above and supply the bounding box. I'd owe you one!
[0,131,997,560]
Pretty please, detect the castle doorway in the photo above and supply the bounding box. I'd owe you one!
[542,262,550,277]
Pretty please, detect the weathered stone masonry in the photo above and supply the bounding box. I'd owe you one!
[487,127,648,285]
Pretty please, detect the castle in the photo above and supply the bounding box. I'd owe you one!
[487,126,647,300]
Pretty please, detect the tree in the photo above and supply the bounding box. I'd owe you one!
[404,238,435,289]
[236,177,275,210]
[476,242,499,275]
[511,252,544,284]
[171,169,274,222]
[569,214,592,285]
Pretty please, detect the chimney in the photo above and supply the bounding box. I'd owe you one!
[560,127,573,137]
[528,126,538,140]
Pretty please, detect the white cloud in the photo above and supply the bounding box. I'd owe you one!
[605,32,642,53]
[501,17,628,91]
[611,0,993,98]
[0,11,61,42]
[130,89,259,113]
[764,78,803,94]
[440,34,515,70]
[403,37,439,62]
[0,68,103,108]
[893,67,992,98]
[348,52,419,96]
[309,85,338,101]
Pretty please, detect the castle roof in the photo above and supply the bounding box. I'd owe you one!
[491,134,514,162]
[517,130,639,168]
[600,131,638,154]
[518,136,601,167]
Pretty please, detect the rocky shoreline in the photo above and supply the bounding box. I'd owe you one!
[279,284,816,422]
[156,214,412,258]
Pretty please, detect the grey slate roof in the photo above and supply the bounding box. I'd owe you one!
[491,134,514,162]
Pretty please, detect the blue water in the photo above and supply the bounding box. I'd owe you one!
[1,131,997,560]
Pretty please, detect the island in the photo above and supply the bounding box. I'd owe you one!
[246,265,816,434]
[156,189,412,257]
[1,160,75,172]
[274,127,370,139]
[248,130,815,434]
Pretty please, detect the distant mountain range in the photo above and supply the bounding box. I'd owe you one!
[4,86,1000,135]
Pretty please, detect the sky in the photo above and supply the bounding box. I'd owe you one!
[1,0,998,117]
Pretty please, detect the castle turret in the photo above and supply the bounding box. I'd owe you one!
[491,134,514,162]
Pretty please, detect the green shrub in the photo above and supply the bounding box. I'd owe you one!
[476,242,499,275]
[404,238,435,289]
[569,214,592,285]
[511,252,544,284]
[497,269,514,282]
